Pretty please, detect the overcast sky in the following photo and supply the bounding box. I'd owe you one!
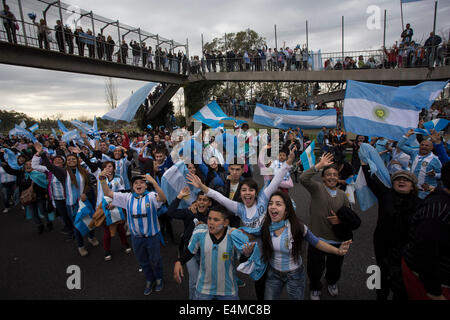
[1,0,449,120]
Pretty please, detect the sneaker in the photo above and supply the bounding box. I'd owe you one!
[237,278,246,288]
[138,268,143,272]
[78,247,88,257]
[46,222,53,232]
[328,284,339,297]
[154,279,163,292]
[2,208,9,213]
[144,281,153,295]
[310,290,321,300]
[104,251,112,261]
[124,246,132,254]
[88,237,99,247]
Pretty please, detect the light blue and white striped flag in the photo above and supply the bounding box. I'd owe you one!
[300,140,316,171]
[62,129,81,144]
[192,101,234,128]
[70,120,91,133]
[343,80,448,141]
[253,103,336,129]
[423,118,449,133]
[3,148,22,170]
[13,125,37,143]
[102,196,125,226]
[354,166,378,212]
[74,200,95,236]
[57,120,69,133]
[51,128,59,139]
[102,82,157,122]
[19,120,26,128]
[355,143,392,211]
[28,123,39,133]
[161,160,199,209]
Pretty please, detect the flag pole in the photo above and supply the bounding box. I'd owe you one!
[400,0,404,32]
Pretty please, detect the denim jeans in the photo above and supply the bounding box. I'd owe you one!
[26,199,49,226]
[194,290,239,300]
[54,199,74,236]
[0,182,16,208]
[264,265,306,300]
[131,234,163,283]
[186,252,201,300]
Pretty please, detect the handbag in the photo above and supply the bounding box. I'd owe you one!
[20,182,37,206]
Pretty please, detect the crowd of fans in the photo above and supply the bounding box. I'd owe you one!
[0,107,448,300]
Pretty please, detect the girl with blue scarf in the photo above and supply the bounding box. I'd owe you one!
[240,191,352,300]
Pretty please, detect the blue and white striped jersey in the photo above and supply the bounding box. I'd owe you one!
[111,191,163,237]
[188,226,239,297]
[270,224,319,272]
[50,175,65,201]
[96,174,124,207]
[0,166,16,183]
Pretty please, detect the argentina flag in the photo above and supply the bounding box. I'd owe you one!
[70,120,91,133]
[161,161,199,209]
[343,80,448,141]
[192,101,235,128]
[102,196,125,226]
[423,118,449,133]
[102,82,158,122]
[58,120,69,133]
[62,129,81,144]
[253,103,336,129]
[354,166,378,212]
[74,200,95,236]
[28,123,39,133]
[355,143,391,211]
[13,125,37,143]
[300,140,316,170]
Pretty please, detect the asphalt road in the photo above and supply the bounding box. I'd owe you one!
[0,165,379,300]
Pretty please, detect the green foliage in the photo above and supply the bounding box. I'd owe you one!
[184,81,220,118]
[204,29,266,53]
[0,110,34,133]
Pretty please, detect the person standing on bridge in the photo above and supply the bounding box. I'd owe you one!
[1,4,17,44]
[31,16,50,50]
[74,26,85,56]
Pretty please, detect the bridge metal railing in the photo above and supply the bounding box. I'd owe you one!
[188,46,449,74]
[0,0,189,74]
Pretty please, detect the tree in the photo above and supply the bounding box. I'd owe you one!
[105,77,118,111]
[204,29,266,53]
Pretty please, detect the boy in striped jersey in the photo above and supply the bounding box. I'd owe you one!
[99,172,167,295]
[173,204,249,300]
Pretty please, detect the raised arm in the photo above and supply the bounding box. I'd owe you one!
[262,146,295,198]
[145,173,167,203]
[187,172,239,214]
[99,169,114,199]
[397,129,417,157]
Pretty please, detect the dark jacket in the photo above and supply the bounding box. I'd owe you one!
[333,205,361,241]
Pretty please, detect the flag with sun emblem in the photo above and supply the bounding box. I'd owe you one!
[300,140,316,171]
[343,80,448,141]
